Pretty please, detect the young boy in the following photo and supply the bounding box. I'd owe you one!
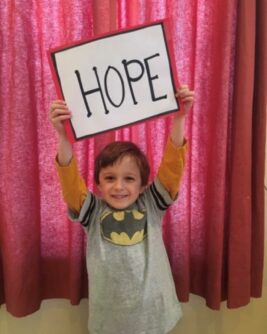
[50,85,194,334]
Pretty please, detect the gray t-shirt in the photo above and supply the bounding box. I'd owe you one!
[69,177,182,334]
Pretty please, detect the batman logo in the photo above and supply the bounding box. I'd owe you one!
[100,209,147,246]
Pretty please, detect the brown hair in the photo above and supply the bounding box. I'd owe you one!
[94,141,150,186]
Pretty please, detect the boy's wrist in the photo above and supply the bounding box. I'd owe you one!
[170,115,185,147]
[57,129,69,141]
[169,136,186,148]
[57,134,73,166]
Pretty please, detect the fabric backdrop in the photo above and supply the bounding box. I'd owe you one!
[0,0,266,316]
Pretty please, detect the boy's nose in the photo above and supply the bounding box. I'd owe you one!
[114,179,124,189]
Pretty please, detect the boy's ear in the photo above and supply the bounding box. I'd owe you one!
[140,186,146,194]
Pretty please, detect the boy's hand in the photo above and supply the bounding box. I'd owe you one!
[49,100,72,137]
[175,85,195,114]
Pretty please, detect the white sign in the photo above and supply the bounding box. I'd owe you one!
[49,21,179,141]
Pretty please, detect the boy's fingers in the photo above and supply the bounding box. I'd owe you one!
[49,108,72,122]
[177,84,189,90]
[50,104,70,115]
[50,100,67,112]
[51,115,71,122]
[180,92,195,99]
[50,104,67,112]
[51,109,71,117]
[52,100,66,105]
[181,95,195,100]
[175,91,195,98]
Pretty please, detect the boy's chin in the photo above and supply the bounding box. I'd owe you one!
[107,203,132,210]
[105,199,137,210]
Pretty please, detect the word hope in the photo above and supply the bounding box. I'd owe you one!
[75,53,167,117]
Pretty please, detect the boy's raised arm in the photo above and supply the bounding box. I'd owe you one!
[157,85,194,199]
[170,85,195,146]
[50,100,87,213]
[50,100,73,166]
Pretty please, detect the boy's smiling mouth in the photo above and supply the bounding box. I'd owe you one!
[111,194,128,198]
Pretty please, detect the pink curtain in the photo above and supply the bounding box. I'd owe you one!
[0,0,265,316]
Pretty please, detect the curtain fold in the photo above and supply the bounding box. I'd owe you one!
[250,0,267,298]
[227,0,266,307]
[0,0,265,317]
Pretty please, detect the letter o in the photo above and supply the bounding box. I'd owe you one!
[104,66,125,108]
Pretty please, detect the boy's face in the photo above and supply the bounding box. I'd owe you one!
[98,155,145,210]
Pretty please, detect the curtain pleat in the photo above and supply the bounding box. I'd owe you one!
[227,0,266,308]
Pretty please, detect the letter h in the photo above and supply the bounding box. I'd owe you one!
[75,68,109,117]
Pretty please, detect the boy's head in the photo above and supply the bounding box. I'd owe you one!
[94,141,150,186]
[94,141,150,209]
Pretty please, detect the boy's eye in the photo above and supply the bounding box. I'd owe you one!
[104,176,115,181]
[125,176,135,181]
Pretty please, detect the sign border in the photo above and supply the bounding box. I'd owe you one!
[48,19,182,142]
